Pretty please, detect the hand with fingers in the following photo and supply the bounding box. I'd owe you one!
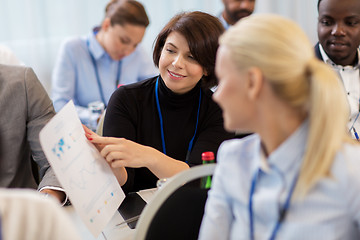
[83,124,189,185]
[83,124,106,151]
[83,124,157,169]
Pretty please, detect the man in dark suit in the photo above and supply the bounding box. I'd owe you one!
[315,0,360,139]
[0,64,66,203]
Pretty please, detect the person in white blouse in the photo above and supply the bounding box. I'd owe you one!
[199,14,360,240]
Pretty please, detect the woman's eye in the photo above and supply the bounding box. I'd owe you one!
[188,55,199,63]
[166,49,174,53]
[120,38,130,44]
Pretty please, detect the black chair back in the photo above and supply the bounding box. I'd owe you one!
[146,184,209,240]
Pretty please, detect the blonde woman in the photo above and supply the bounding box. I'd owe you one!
[199,14,360,239]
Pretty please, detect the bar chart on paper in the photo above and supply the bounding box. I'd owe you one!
[40,100,125,237]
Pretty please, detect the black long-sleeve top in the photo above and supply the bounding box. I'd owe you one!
[103,75,234,193]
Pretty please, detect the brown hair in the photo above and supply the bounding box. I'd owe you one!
[153,11,225,88]
[104,0,149,27]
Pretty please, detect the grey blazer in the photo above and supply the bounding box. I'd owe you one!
[0,64,60,189]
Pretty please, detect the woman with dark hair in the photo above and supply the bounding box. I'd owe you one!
[52,0,157,128]
[85,11,234,193]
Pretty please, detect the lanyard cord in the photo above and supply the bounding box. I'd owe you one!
[155,77,202,163]
[349,99,360,141]
[155,78,166,155]
[249,169,299,240]
[86,39,122,107]
[337,63,360,140]
[0,216,2,240]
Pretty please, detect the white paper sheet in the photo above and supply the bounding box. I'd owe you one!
[39,100,125,237]
[137,188,157,203]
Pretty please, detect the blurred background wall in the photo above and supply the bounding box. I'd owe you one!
[0,0,318,93]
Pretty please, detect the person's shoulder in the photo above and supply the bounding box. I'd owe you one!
[56,36,88,63]
[62,35,83,45]
[0,44,22,65]
[108,77,157,109]
[202,87,214,97]
[332,142,360,181]
[314,42,322,60]
[220,133,258,150]
[215,134,259,181]
[122,76,156,90]
[129,44,148,56]
[201,88,217,107]
[122,44,151,62]
[341,142,360,161]
[217,134,259,163]
[0,63,26,71]
[113,76,157,97]
[0,64,30,83]
[339,142,360,161]
[0,189,82,240]
[60,36,85,50]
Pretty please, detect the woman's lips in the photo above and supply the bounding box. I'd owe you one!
[168,70,185,80]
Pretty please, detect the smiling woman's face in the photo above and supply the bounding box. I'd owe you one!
[158,31,206,94]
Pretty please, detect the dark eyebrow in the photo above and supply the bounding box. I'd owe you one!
[318,14,332,19]
[319,13,360,19]
[165,42,192,55]
[165,42,178,49]
[345,15,360,20]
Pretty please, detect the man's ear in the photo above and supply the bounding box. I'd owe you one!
[101,18,111,31]
[247,67,263,100]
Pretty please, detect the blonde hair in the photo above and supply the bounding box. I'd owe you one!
[220,14,351,197]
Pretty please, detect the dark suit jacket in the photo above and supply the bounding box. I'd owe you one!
[315,42,359,66]
[0,64,60,190]
[314,42,323,61]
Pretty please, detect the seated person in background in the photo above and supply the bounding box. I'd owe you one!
[51,0,157,128]
[219,0,256,29]
[0,64,66,204]
[84,11,234,193]
[199,14,360,239]
[0,44,22,65]
[0,189,81,240]
[315,0,360,139]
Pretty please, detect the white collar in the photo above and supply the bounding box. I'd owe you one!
[319,44,360,69]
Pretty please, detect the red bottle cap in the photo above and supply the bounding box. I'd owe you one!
[202,151,214,161]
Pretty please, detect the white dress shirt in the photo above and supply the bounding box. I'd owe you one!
[319,44,360,138]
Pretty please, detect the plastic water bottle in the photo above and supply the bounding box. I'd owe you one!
[201,151,215,189]
[88,101,105,132]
